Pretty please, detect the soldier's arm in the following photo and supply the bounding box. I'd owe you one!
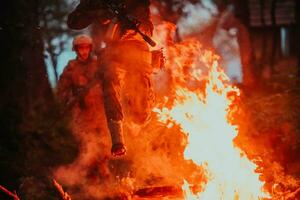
[151,49,165,70]
[67,0,112,30]
[67,5,94,30]
[56,64,74,104]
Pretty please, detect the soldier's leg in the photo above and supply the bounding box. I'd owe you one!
[102,62,126,156]
[123,71,154,126]
[138,74,154,124]
[120,42,153,125]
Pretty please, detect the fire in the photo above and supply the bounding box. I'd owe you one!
[153,40,270,199]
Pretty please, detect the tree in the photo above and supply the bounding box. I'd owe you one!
[0,0,51,188]
[296,0,300,77]
[39,0,76,83]
[0,1,77,199]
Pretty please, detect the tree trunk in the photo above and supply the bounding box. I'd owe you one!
[0,0,54,190]
[270,0,278,74]
[296,0,300,77]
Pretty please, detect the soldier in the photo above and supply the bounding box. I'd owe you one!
[56,34,111,180]
[67,0,160,157]
[57,34,99,107]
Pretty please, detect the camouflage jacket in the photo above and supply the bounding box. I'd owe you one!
[56,55,101,106]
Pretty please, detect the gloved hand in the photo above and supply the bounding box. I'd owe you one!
[71,86,87,109]
[71,85,84,97]
[151,48,165,70]
[78,96,87,109]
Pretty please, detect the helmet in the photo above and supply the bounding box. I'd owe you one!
[72,34,93,51]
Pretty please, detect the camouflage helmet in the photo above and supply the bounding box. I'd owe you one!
[72,34,93,51]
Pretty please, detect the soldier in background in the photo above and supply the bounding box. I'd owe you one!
[56,34,111,180]
[67,0,160,157]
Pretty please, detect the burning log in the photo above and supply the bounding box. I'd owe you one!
[0,184,20,200]
[134,186,182,198]
[285,187,300,199]
[52,179,71,200]
[273,187,300,200]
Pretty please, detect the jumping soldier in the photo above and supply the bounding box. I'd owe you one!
[67,0,162,157]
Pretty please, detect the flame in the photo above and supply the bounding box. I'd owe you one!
[153,37,270,199]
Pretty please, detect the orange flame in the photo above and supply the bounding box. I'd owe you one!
[153,34,270,199]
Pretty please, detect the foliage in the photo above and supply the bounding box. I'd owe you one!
[39,0,77,83]
[234,78,300,194]
[0,0,78,199]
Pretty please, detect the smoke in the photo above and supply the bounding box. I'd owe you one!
[212,5,243,83]
[177,0,218,37]
[213,27,243,83]
[176,1,244,83]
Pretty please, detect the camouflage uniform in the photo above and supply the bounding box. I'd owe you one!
[57,55,111,178]
[67,0,155,155]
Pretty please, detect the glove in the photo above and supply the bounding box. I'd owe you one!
[151,48,165,70]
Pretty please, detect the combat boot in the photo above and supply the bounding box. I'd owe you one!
[108,119,126,156]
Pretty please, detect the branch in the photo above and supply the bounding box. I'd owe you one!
[285,187,300,200]
[52,179,72,200]
[273,187,300,200]
[0,184,20,200]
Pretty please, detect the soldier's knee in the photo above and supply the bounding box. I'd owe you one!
[130,109,152,125]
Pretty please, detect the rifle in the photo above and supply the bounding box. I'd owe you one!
[51,75,102,128]
[100,0,156,47]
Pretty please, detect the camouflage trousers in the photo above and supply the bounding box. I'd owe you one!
[102,39,154,125]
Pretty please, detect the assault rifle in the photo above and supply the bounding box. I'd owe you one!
[51,74,103,128]
[98,0,156,47]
